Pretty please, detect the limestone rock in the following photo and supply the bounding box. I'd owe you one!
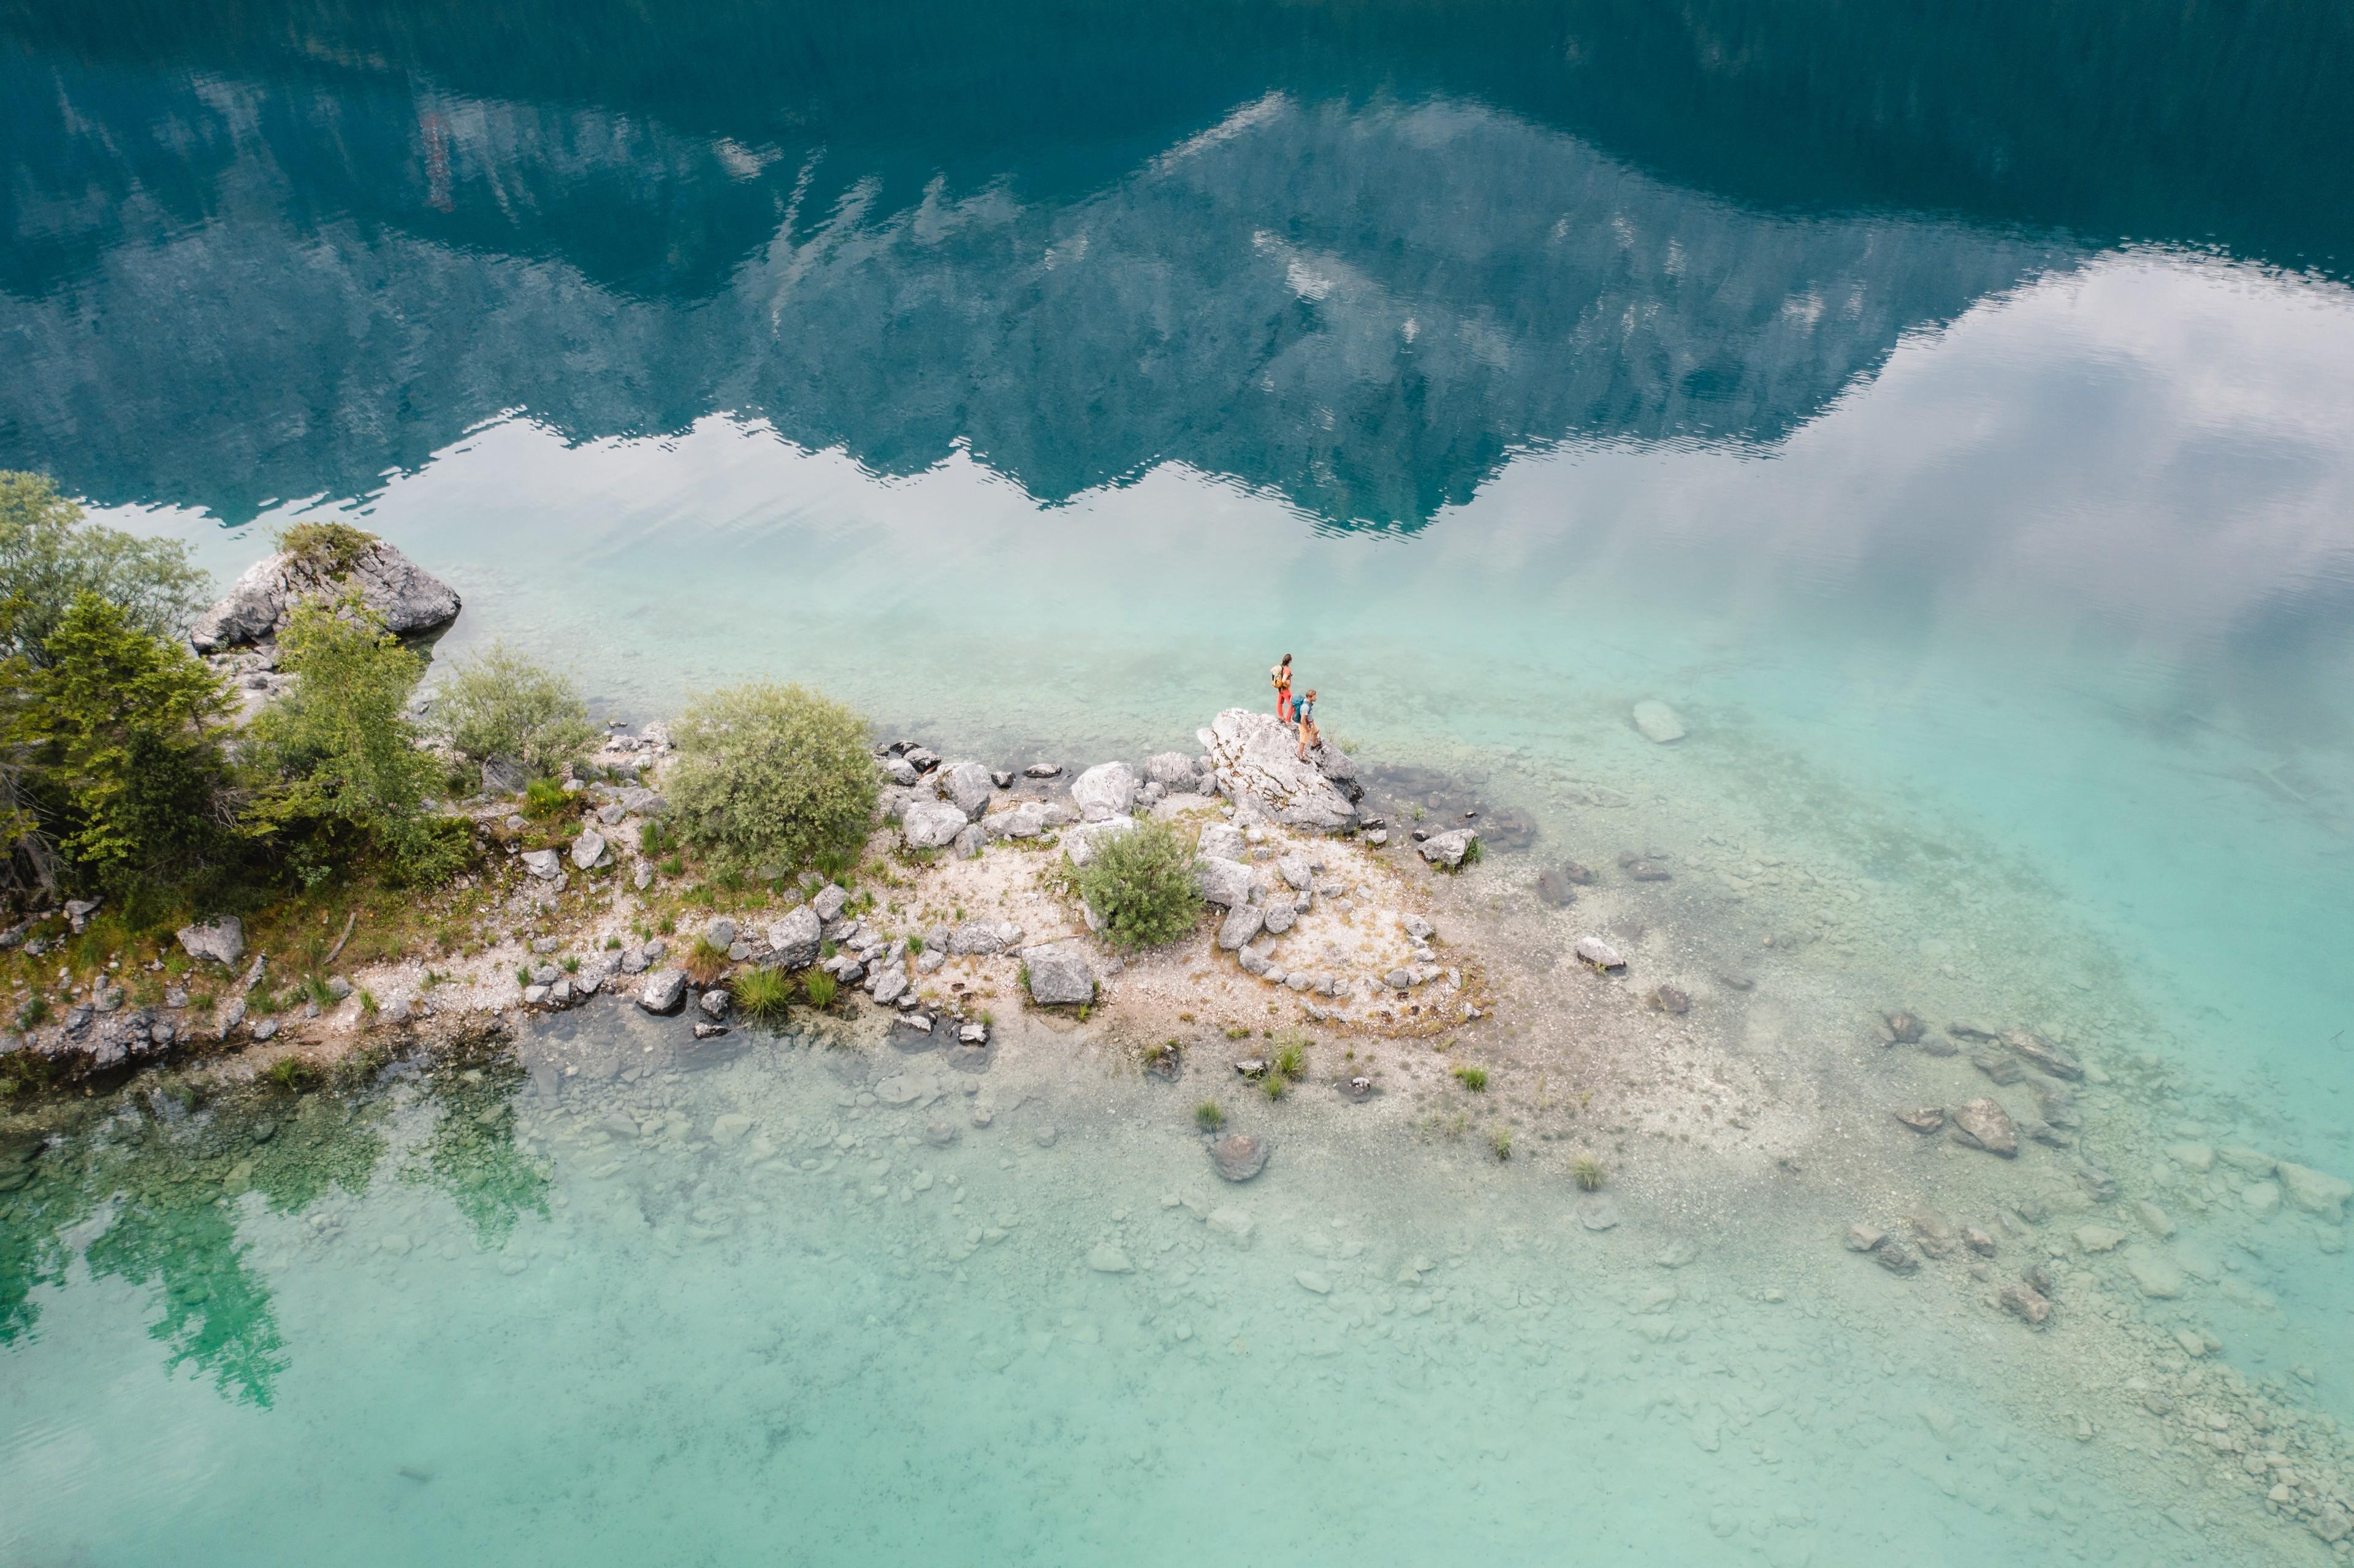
[1021,940,1095,1006]
[2073,1225,2125,1252]
[768,907,821,969]
[1062,816,1138,868]
[1893,1106,1945,1133]
[985,801,1049,840]
[939,759,996,818]
[1198,709,1358,832]
[1087,1243,1135,1274]
[2000,1282,2052,1325]
[2005,1029,2082,1080]
[1193,856,1257,909]
[1070,761,1139,821]
[1144,752,1200,787]
[637,968,687,1014]
[2166,1141,2215,1173]
[1197,823,1247,862]
[570,828,608,870]
[1417,829,1479,869]
[175,917,245,968]
[1573,935,1626,972]
[2121,1246,2185,1299]
[189,534,460,652]
[1949,1098,2019,1157]
[902,799,969,850]
[1217,905,1266,951]
[1208,1133,1268,1182]
[1631,700,1686,743]
[520,848,562,880]
[948,920,1024,956]
[2276,1162,2352,1223]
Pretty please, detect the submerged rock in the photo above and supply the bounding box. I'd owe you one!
[1893,1106,1945,1133]
[1631,700,1686,744]
[2277,1161,2353,1223]
[1881,1010,1925,1045]
[1949,1098,2019,1157]
[2000,1282,2052,1326]
[2005,1029,2082,1081]
[1651,984,1690,1014]
[1534,868,1577,907]
[1208,1133,1269,1182]
[189,533,460,652]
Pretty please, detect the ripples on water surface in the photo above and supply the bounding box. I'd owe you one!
[2,0,2353,1562]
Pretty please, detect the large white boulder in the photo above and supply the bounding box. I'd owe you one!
[1070,762,1140,821]
[1198,709,1358,833]
[189,533,460,652]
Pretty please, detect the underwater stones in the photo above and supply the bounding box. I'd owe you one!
[924,1120,959,1149]
[2241,1181,2282,1217]
[1651,984,1690,1015]
[1087,1243,1135,1274]
[2276,1162,2352,1222]
[1970,1048,2024,1086]
[2166,1141,2215,1173]
[1534,868,1577,906]
[902,799,969,850]
[698,987,731,1021]
[1573,936,1626,972]
[2000,1282,2053,1326]
[1949,1098,2019,1158]
[710,1113,753,1145]
[2027,1078,2078,1128]
[1192,855,1257,909]
[2122,1246,2186,1299]
[175,916,245,968]
[1874,1241,1920,1274]
[1341,1075,1375,1102]
[2216,1144,2278,1176]
[1417,829,1478,869]
[1295,1270,1333,1295]
[875,1074,926,1107]
[1845,1224,1887,1252]
[1024,761,1062,779]
[2004,1029,2082,1081]
[1655,1239,1699,1269]
[1208,1133,1268,1182]
[520,848,562,880]
[1207,1207,1255,1244]
[637,968,687,1014]
[1579,1199,1621,1231]
[1881,1010,1925,1045]
[1217,905,1266,951]
[1070,761,1139,820]
[1894,1106,1946,1133]
[570,828,609,870]
[1964,1227,1998,1257]
[1021,940,1095,1006]
[1630,700,1686,743]
[2073,1224,2126,1253]
[1618,853,1671,881]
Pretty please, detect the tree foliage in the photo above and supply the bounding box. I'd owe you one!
[430,640,596,784]
[1075,818,1200,950]
[244,596,460,883]
[0,471,210,668]
[23,594,235,893]
[666,682,876,874]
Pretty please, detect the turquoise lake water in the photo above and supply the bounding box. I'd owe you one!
[5,0,2354,1562]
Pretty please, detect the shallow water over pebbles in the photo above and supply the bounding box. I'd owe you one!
[0,1004,2298,1568]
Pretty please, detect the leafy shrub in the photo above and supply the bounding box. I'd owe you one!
[522,777,570,820]
[275,520,376,577]
[0,471,210,667]
[666,682,876,876]
[243,596,462,885]
[734,965,791,1022]
[431,641,596,785]
[1074,818,1198,950]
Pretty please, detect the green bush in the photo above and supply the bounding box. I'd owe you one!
[1074,818,1198,950]
[275,520,376,577]
[521,777,570,820]
[12,593,236,897]
[243,596,462,885]
[431,641,596,785]
[0,471,210,668]
[665,682,876,876]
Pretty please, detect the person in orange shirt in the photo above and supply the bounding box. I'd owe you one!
[1270,653,1294,724]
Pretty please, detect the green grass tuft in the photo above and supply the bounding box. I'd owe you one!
[1194,1101,1225,1132]
[1452,1065,1488,1091]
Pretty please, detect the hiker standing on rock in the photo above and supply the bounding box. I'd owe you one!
[1294,688,1320,761]
[1270,653,1294,724]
